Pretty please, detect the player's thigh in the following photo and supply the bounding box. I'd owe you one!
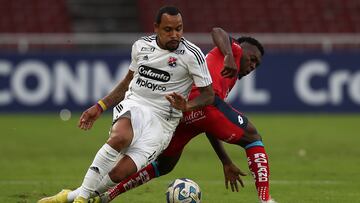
[112,100,171,171]
[161,123,202,157]
[124,116,166,171]
[204,103,249,144]
[107,117,134,150]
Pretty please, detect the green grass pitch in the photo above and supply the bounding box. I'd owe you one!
[0,113,359,203]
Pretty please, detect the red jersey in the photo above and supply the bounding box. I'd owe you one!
[189,40,243,100]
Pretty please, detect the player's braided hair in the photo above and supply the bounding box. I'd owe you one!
[155,6,181,24]
[237,37,265,56]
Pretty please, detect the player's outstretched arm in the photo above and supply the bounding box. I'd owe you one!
[211,27,237,78]
[205,133,247,192]
[101,70,134,109]
[78,104,103,130]
[78,70,134,130]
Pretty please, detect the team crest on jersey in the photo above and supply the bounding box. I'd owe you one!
[168,57,177,67]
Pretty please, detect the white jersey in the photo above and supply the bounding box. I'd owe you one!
[124,35,212,119]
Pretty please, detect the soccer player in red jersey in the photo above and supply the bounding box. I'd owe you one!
[92,27,276,203]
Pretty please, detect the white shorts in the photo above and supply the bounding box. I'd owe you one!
[112,99,179,171]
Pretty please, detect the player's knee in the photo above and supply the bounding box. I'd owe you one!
[108,167,129,183]
[245,128,262,141]
[107,135,129,151]
[158,167,172,176]
[107,126,133,150]
[248,132,262,142]
[246,121,258,135]
[157,162,175,176]
[237,122,262,147]
[238,132,261,146]
[246,122,262,140]
[156,156,179,176]
[108,156,137,183]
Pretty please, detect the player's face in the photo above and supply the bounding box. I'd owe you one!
[154,13,183,51]
[239,43,262,77]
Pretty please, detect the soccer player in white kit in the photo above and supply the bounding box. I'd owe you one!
[37,6,214,203]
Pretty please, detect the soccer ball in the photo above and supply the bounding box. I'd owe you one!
[166,178,201,203]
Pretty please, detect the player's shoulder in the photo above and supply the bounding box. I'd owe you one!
[133,34,157,46]
[139,34,157,43]
[180,37,206,64]
[132,34,156,51]
[180,37,203,52]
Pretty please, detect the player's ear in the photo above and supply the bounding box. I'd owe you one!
[154,23,159,33]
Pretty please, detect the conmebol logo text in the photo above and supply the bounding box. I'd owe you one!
[138,65,170,82]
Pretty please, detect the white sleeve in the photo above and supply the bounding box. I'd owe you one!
[129,41,138,71]
[188,48,212,87]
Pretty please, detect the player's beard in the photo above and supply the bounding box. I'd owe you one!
[165,40,180,51]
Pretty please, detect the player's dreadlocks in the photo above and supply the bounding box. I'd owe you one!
[237,37,265,56]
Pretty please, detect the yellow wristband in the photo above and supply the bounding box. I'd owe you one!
[97,100,107,111]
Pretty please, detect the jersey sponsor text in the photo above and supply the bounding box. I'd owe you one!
[135,77,166,91]
[138,65,170,82]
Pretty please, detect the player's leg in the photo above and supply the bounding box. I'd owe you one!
[156,123,199,176]
[239,121,273,202]
[99,153,182,202]
[73,117,134,203]
[205,98,274,202]
[156,152,182,175]
[100,123,200,202]
[37,117,131,203]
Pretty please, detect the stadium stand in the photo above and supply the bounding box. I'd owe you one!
[0,0,71,33]
[0,0,358,52]
[67,0,140,32]
[0,0,140,33]
[137,0,360,33]
[1,0,359,34]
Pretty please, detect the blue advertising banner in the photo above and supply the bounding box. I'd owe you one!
[0,52,359,112]
[228,52,360,112]
[0,52,130,112]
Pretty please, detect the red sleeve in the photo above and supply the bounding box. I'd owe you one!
[189,41,243,100]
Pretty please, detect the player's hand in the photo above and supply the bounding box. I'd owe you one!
[165,92,188,112]
[221,54,237,78]
[223,162,247,192]
[78,104,102,130]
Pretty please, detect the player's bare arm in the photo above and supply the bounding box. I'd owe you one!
[206,133,246,192]
[102,70,134,108]
[211,27,237,78]
[78,70,134,130]
[166,85,214,112]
